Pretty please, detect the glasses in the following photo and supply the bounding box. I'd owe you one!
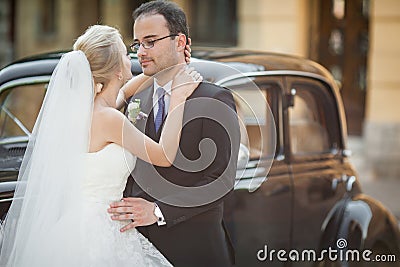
[130,34,179,53]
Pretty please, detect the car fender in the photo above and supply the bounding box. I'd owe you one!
[318,193,400,257]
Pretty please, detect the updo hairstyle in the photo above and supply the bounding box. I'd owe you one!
[73,25,123,87]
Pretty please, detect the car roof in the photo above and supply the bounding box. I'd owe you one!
[191,47,336,81]
[0,48,336,87]
[0,51,143,86]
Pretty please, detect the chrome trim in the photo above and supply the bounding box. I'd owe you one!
[332,177,340,191]
[0,198,17,203]
[1,106,30,136]
[234,176,268,192]
[0,136,29,145]
[342,149,352,157]
[0,76,51,92]
[216,70,332,86]
[346,176,356,192]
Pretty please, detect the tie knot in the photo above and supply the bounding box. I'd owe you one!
[157,87,165,98]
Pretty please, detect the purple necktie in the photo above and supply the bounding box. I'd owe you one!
[154,87,165,132]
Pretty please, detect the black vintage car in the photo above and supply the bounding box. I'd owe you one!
[0,49,399,266]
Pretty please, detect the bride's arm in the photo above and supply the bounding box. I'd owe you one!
[108,68,202,166]
[116,74,152,109]
[125,93,186,166]
[107,94,186,166]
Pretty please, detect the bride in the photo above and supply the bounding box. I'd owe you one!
[0,25,201,266]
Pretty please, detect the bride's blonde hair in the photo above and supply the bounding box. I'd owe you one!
[73,25,123,86]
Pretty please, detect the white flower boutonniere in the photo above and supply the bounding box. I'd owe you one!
[128,99,148,124]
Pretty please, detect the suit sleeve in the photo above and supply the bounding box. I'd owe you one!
[157,88,241,228]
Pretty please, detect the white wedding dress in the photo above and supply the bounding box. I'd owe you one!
[80,143,172,267]
[2,143,172,267]
[0,51,172,267]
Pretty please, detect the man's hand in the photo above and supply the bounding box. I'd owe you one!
[107,197,157,232]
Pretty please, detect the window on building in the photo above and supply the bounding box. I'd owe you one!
[39,0,56,37]
[189,0,237,47]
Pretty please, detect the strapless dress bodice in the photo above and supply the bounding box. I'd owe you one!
[83,143,136,202]
[10,143,172,267]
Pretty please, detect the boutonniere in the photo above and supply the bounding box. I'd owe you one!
[128,99,148,124]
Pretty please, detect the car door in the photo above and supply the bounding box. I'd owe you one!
[285,76,353,264]
[222,75,292,267]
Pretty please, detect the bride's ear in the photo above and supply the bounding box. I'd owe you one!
[116,70,123,81]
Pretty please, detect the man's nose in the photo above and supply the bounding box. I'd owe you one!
[137,44,147,57]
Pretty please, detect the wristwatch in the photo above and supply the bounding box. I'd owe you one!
[153,203,166,226]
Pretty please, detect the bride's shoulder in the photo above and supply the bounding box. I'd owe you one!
[90,107,127,147]
[92,107,125,126]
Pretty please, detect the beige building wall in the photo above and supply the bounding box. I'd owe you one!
[237,0,309,57]
[101,0,134,42]
[367,0,400,122]
[364,0,400,178]
[15,0,310,59]
[15,0,133,59]
[15,0,77,59]
[11,0,400,178]
[0,0,13,67]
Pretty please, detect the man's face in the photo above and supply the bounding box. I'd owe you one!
[133,14,180,77]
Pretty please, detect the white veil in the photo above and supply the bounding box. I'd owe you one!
[0,51,93,266]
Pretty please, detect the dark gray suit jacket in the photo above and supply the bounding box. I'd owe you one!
[124,81,240,267]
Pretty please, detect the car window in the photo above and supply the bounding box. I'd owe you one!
[0,83,47,139]
[224,78,280,160]
[288,79,339,155]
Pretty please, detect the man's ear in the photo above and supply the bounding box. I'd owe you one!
[176,34,187,52]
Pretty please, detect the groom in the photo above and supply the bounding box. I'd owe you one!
[109,1,240,266]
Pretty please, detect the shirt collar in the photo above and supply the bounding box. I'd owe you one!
[153,80,172,98]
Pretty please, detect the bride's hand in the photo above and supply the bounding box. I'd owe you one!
[185,38,192,64]
[171,67,203,99]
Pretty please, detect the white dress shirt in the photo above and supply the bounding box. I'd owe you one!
[151,79,172,226]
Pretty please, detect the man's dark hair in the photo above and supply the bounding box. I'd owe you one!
[133,0,189,40]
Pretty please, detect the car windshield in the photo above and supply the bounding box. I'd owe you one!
[0,83,47,140]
